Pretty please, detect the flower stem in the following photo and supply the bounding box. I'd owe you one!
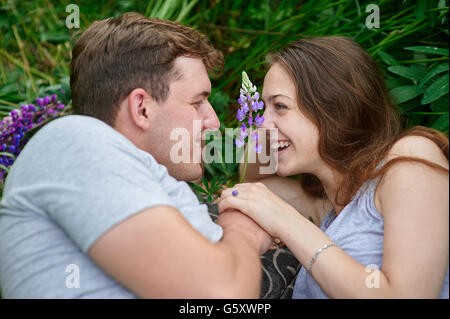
[239,142,249,184]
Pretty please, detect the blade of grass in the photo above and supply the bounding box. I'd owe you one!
[0,49,54,84]
[12,25,37,95]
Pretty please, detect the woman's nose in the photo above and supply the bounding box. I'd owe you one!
[260,109,275,130]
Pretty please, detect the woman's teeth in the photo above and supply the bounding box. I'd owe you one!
[271,141,291,150]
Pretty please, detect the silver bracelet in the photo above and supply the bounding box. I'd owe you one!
[307,243,338,275]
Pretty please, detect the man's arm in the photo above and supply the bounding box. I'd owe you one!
[89,205,270,298]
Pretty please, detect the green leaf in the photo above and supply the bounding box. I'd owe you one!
[40,31,71,43]
[187,182,208,195]
[0,82,18,96]
[430,96,449,112]
[419,63,449,88]
[421,74,450,104]
[377,50,398,66]
[390,85,424,104]
[401,99,422,113]
[414,0,427,19]
[404,46,449,56]
[0,152,15,159]
[388,65,427,82]
[432,112,449,132]
[202,178,211,193]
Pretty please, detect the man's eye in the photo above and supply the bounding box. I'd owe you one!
[192,101,202,109]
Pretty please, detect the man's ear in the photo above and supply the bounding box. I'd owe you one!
[127,88,154,130]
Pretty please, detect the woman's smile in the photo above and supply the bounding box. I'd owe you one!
[270,140,292,155]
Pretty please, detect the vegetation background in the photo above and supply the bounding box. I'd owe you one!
[0,0,448,200]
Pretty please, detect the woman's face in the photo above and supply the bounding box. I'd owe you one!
[261,63,321,177]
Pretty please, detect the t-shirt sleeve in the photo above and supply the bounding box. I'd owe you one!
[2,116,177,253]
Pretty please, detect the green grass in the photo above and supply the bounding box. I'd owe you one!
[0,0,449,197]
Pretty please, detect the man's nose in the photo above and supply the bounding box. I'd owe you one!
[203,101,220,131]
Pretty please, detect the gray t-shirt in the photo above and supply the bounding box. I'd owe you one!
[0,115,223,298]
[292,175,449,299]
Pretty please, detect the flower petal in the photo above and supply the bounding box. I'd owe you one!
[235,136,245,148]
[237,108,245,121]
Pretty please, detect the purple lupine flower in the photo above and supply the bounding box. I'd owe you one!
[240,124,248,139]
[255,114,264,127]
[251,130,258,141]
[258,101,264,110]
[234,71,265,154]
[251,100,259,112]
[1,93,67,184]
[238,93,247,105]
[254,143,262,153]
[235,136,245,147]
[36,98,44,107]
[242,102,249,113]
[236,108,245,121]
[43,96,51,105]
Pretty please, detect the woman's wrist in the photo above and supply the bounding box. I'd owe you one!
[273,202,305,239]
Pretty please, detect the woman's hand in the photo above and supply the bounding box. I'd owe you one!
[218,182,299,238]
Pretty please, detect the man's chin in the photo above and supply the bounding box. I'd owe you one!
[171,162,203,182]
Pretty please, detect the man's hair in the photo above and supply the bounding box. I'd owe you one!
[70,12,223,126]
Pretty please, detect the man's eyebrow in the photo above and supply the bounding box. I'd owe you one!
[193,91,211,99]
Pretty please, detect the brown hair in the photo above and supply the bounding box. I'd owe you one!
[70,12,223,126]
[267,36,449,206]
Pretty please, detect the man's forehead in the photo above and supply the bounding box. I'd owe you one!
[172,55,208,76]
[171,56,211,94]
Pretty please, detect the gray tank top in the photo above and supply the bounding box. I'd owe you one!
[292,176,449,299]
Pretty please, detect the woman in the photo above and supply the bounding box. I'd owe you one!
[219,36,449,298]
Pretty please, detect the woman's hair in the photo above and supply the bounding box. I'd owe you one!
[266,36,448,206]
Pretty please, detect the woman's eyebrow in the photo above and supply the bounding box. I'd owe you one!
[263,93,292,102]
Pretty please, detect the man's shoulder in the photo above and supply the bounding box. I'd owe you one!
[35,115,116,141]
[23,114,141,160]
[6,114,155,187]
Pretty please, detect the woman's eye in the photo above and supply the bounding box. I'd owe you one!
[275,103,287,110]
[192,101,202,109]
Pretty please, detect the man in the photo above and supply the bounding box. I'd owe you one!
[0,13,271,298]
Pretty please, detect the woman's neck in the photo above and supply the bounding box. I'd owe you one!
[311,164,345,215]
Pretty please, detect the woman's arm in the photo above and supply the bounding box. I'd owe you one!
[220,136,449,298]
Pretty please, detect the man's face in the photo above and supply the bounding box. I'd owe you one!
[145,56,220,181]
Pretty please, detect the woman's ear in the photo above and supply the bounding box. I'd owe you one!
[127,88,154,131]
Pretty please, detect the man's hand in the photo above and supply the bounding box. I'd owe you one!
[217,209,273,255]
